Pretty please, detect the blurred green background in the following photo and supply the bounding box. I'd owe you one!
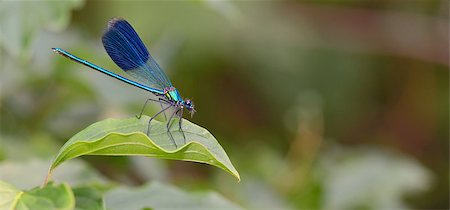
[0,0,448,209]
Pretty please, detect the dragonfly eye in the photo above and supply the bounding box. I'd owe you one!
[184,99,195,112]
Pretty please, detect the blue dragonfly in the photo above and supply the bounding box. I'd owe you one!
[52,18,195,148]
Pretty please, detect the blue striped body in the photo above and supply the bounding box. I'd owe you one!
[52,48,165,95]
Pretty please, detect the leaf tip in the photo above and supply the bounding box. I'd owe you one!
[235,174,241,182]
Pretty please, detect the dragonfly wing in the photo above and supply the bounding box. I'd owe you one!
[102,18,172,90]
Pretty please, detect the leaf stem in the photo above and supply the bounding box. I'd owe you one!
[42,168,53,187]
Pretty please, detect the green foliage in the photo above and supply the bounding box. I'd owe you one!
[317,147,432,210]
[1,0,446,209]
[0,181,22,210]
[0,180,242,210]
[104,182,243,210]
[73,186,105,210]
[0,181,74,210]
[0,0,84,59]
[47,116,240,182]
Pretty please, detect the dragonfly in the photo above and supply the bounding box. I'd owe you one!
[52,18,195,148]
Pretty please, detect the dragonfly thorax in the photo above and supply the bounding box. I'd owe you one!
[164,87,182,102]
[164,87,195,117]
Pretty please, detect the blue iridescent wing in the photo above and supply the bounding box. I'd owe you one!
[102,18,173,90]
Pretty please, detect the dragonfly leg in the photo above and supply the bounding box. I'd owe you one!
[158,98,168,121]
[166,108,179,148]
[177,108,186,145]
[136,98,169,119]
[147,104,172,136]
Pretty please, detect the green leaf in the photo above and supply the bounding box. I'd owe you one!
[73,185,106,210]
[0,181,75,210]
[47,116,240,182]
[318,147,432,210]
[104,181,243,210]
[0,181,22,210]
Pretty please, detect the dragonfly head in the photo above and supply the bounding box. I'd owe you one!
[184,99,195,117]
